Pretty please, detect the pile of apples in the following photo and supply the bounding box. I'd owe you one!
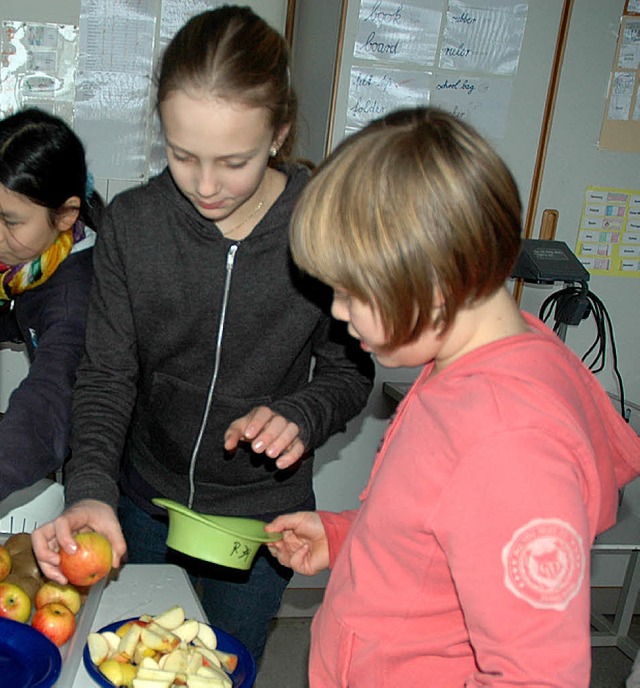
[87,604,237,688]
[0,530,113,647]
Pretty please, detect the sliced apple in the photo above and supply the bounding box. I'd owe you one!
[152,604,185,630]
[194,622,217,650]
[87,632,110,665]
[211,649,238,674]
[136,667,178,682]
[140,626,180,653]
[100,658,137,686]
[132,679,173,688]
[186,674,230,688]
[139,656,161,670]
[161,646,189,672]
[115,620,135,638]
[102,630,122,656]
[133,642,158,665]
[193,646,222,669]
[118,622,143,660]
[197,664,231,682]
[185,648,204,674]
[173,618,199,644]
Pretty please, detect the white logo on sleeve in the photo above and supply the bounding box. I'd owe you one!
[502,518,585,611]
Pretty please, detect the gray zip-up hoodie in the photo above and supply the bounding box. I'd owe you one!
[65,165,374,518]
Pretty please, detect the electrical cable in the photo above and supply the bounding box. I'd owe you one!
[539,282,627,421]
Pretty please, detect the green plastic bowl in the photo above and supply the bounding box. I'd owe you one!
[152,498,282,570]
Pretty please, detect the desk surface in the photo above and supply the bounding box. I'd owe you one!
[56,563,206,688]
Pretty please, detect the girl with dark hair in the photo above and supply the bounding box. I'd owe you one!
[0,107,101,500]
[32,6,373,661]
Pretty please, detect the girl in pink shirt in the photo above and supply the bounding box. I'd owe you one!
[267,107,640,687]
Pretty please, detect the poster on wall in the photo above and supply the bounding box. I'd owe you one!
[599,8,640,153]
[0,21,78,122]
[343,0,527,145]
[574,186,640,278]
[74,0,158,181]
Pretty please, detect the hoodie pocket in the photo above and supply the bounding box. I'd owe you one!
[144,371,272,479]
[310,606,389,688]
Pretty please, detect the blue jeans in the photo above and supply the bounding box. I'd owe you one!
[118,494,292,662]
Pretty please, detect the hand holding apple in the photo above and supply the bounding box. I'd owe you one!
[31,499,127,586]
[59,531,113,587]
[31,601,76,646]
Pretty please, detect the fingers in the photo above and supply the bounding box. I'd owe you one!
[31,500,128,578]
[225,406,306,467]
[265,511,306,533]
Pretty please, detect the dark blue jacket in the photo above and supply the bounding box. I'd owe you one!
[0,246,93,501]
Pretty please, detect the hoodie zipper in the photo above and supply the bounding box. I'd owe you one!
[187,242,239,508]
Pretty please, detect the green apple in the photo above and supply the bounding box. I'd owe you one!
[0,544,11,581]
[35,580,82,614]
[0,581,31,623]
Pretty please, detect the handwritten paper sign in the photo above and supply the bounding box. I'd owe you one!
[431,73,513,140]
[354,0,444,66]
[440,0,528,75]
[347,66,430,128]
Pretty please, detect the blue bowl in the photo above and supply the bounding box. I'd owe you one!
[0,616,61,687]
[83,616,256,687]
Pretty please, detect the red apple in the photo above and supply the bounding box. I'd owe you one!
[31,602,76,647]
[59,532,113,587]
[35,580,82,615]
[0,545,11,581]
[0,581,31,623]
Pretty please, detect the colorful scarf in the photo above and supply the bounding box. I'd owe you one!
[0,220,95,306]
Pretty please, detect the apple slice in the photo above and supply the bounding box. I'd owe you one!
[161,647,189,672]
[193,646,222,669]
[140,626,180,653]
[211,649,238,674]
[117,622,143,661]
[194,622,217,650]
[132,678,173,688]
[186,676,230,688]
[139,656,161,670]
[86,632,110,665]
[185,648,204,674]
[133,642,158,665]
[136,667,178,683]
[101,630,121,655]
[173,618,199,644]
[187,668,232,688]
[152,604,185,630]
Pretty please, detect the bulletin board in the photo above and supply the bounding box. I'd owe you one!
[599,1,640,153]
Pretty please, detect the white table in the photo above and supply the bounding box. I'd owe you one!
[56,563,207,687]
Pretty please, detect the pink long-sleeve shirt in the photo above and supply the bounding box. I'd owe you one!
[310,313,640,687]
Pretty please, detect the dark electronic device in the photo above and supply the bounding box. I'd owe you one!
[511,239,590,285]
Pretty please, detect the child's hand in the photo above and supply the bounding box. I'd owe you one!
[224,405,306,469]
[31,499,127,584]
[265,511,329,576]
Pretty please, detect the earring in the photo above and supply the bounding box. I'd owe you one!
[269,147,278,157]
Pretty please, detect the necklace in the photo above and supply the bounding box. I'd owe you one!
[221,177,270,236]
